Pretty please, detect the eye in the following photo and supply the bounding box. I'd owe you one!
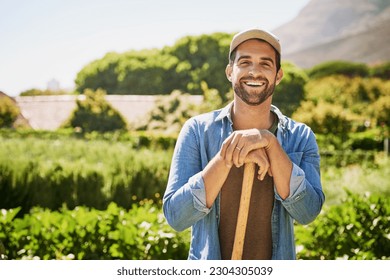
[239,60,250,66]
[261,62,271,67]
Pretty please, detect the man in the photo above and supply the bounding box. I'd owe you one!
[163,28,325,260]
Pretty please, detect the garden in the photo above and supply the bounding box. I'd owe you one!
[1,34,389,259]
[0,129,388,260]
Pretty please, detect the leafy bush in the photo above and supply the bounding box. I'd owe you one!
[273,61,308,116]
[0,94,20,128]
[134,90,197,134]
[0,202,190,260]
[295,189,390,260]
[293,76,390,134]
[63,89,127,133]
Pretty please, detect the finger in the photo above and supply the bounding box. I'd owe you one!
[233,139,244,167]
[258,160,269,181]
[220,135,233,159]
[237,144,250,167]
[225,133,242,167]
[254,153,269,181]
[233,146,242,167]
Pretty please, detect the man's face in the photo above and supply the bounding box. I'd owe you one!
[226,39,283,106]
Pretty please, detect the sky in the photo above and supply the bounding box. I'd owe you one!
[0,0,310,96]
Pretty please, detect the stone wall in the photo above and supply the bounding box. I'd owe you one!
[15,95,203,130]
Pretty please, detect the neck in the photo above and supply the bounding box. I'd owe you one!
[231,97,273,130]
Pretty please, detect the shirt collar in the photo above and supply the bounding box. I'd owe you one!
[215,102,233,123]
[215,102,287,129]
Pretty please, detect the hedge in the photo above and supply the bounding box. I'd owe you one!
[1,190,388,260]
[0,201,190,260]
[0,136,172,214]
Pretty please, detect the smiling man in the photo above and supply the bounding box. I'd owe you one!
[163,28,325,260]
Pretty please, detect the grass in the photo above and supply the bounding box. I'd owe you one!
[320,152,389,206]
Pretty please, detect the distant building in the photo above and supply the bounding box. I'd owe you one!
[47,79,60,92]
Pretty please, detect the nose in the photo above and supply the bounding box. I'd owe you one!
[248,65,262,78]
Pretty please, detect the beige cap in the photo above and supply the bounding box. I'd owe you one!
[229,28,281,59]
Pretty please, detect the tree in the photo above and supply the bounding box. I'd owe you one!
[293,75,389,134]
[20,88,70,96]
[75,52,122,94]
[273,61,308,116]
[307,61,370,80]
[167,32,232,98]
[293,100,351,137]
[74,32,233,98]
[115,50,179,95]
[63,89,127,133]
[370,62,390,80]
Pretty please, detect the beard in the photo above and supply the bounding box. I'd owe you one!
[233,76,276,106]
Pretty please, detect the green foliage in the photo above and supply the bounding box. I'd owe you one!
[75,33,233,97]
[0,129,389,260]
[293,100,351,136]
[63,88,127,133]
[75,52,122,94]
[116,50,180,95]
[166,32,232,97]
[19,88,71,96]
[0,128,178,150]
[196,81,232,114]
[0,135,172,213]
[0,202,190,260]
[320,154,389,205]
[307,61,370,80]
[295,189,390,260]
[134,90,198,134]
[370,61,390,79]
[0,95,20,128]
[133,82,233,134]
[293,75,390,134]
[273,61,308,116]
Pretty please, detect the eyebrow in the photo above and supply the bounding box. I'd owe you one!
[237,55,275,65]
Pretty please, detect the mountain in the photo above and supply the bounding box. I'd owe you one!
[273,0,390,68]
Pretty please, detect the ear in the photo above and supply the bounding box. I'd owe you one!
[275,68,284,85]
[225,64,232,82]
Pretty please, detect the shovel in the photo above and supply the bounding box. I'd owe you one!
[231,162,256,260]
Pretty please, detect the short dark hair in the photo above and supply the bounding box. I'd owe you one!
[229,39,281,72]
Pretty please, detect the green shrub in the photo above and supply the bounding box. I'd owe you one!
[0,95,20,128]
[63,89,127,133]
[134,90,197,134]
[273,61,308,116]
[0,202,190,260]
[295,189,390,260]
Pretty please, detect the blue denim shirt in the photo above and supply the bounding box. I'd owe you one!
[163,103,325,260]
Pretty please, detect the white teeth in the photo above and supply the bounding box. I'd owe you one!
[245,81,264,86]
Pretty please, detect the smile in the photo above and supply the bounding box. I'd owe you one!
[244,81,265,87]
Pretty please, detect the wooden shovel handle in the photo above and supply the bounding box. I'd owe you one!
[231,162,256,260]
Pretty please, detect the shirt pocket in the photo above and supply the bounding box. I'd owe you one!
[288,152,303,166]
